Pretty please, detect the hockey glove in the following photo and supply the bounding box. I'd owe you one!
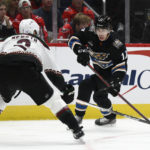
[77,48,90,66]
[107,78,121,97]
[61,84,75,104]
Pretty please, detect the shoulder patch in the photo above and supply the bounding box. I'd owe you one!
[113,39,123,49]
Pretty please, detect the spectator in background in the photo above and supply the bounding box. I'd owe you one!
[62,0,95,24]
[85,0,102,15]
[141,9,150,43]
[30,0,42,10]
[33,0,63,42]
[5,0,19,21]
[130,12,145,43]
[58,12,91,41]
[0,1,15,41]
[142,22,150,43]
[13,0,48,43]
[106,0,125,42]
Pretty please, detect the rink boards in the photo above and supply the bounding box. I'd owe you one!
[0,43,150,120]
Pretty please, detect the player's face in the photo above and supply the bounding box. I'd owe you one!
[95,28,110,41]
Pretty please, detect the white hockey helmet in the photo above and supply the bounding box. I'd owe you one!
[19,19,40,36]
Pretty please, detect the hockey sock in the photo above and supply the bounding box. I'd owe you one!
[105,113,116,119]
[56,106,79,130]
[75,102,87,117]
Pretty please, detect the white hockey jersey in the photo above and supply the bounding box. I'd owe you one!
[0,34,57,72]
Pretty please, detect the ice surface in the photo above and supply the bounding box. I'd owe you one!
[0,119,150,150]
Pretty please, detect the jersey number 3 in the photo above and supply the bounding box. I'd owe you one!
[14,39,31,51]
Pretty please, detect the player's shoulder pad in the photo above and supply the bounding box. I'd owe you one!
[110,32,124,49]
[113,39,123,49]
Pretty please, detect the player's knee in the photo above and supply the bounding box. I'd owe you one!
[93,93,111,109]
[93,92,106,103]
[78,79,93,101]
[35,87,54,106]
[43,87,54,103]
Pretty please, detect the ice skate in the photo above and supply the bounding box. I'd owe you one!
[72,126,84,139]
[95,117,116,126]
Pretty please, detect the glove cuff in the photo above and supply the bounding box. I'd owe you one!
[112,71,126,82]
[74,45,87,55]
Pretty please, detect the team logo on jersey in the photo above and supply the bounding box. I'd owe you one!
[89,50,109,60]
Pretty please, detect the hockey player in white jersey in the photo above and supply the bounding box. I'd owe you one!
[0,19,84,139]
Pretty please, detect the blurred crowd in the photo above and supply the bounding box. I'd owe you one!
[0,0,149,43]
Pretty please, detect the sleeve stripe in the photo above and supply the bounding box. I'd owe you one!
[68,36,79,44]
[112,68,126,73]
[72,42,81,49]
[68,36,81,49]
[112,62,125,70]
[112,62,127,73]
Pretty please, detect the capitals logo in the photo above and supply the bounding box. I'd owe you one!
[89,50,109,60]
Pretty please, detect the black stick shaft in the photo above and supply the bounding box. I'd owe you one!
[88,64,150,123]
[76,99,150,125]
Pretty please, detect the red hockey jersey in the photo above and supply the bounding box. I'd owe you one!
[62,6,95,24]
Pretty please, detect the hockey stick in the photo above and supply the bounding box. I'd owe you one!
[97,85,137,96]
[88,63,150,123]
[76,99,150,125]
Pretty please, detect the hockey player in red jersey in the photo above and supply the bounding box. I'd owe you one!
[0,19,84,139]
[68,15,128,126]
[62,0,95,24]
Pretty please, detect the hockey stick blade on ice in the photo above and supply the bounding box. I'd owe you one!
[76,99,150,125]
[87,63,150,124]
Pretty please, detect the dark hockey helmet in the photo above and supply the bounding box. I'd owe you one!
[95,15,112,30]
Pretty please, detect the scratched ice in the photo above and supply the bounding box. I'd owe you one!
[0,119,150,150]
